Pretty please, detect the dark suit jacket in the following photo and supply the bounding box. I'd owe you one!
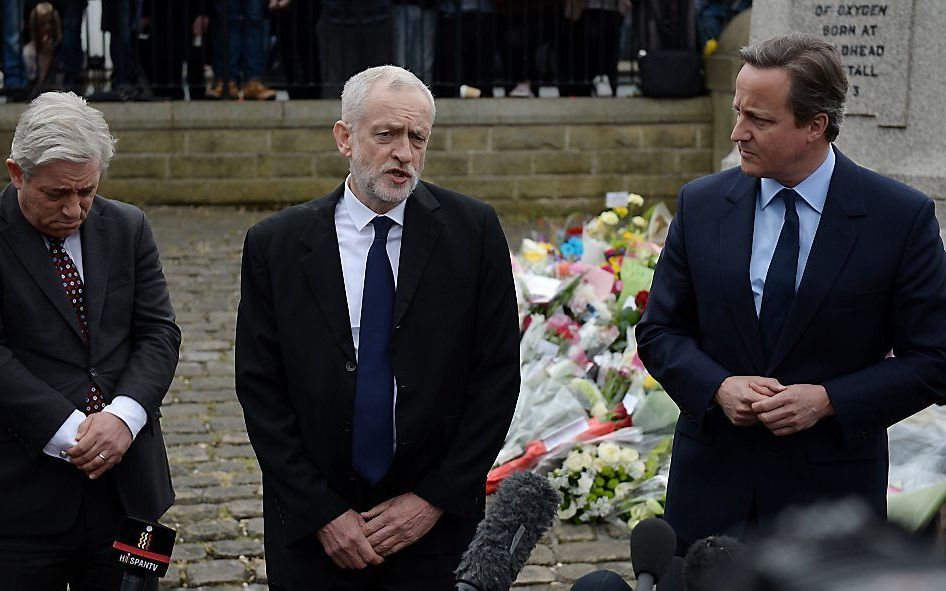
[636,149,946,544]
[235,181,520,586]
[0,183,180,536]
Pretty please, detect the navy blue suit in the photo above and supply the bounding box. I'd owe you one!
[636,149,946,545]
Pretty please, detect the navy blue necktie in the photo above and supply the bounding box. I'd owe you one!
[352,216,396,484]
[759,188,800,363]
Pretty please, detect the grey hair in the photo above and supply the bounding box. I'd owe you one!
[10,91,117,176]
[340,65,435,129]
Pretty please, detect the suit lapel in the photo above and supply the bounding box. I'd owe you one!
[394,183,442,325]
[718,174,766,373]
[299,186,357,363]
[766,150,865,373]
[0,183,85,342]
[81,199,110,348]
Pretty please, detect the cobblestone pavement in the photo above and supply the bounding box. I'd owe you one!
[147,206,631,590]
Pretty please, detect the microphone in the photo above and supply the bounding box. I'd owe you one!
[657,556,684,591]
[455,470,561,591]
[682,536,744,591]
[629,518,676,591]
[111,516,177,591]
[570,570,632,590]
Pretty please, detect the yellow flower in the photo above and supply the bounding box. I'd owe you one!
[642,375,660,390]
[600,211,619,226]
[632,216,647,229]
[521,239,550,263]
[627,193,645,207]
[614,206,629,218]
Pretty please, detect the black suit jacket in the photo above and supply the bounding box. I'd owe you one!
[0,183,180,536]
[636,149,946,544]
[235,181,520,586]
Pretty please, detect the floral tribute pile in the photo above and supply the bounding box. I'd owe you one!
[489,194,681,529]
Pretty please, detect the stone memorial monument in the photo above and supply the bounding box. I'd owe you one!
[750,0,946,223]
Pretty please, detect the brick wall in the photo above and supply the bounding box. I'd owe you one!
[0,97,713,216]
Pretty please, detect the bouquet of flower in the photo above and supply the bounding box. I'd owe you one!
[548,436,673,528]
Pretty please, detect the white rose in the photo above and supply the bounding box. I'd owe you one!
[620,448,640,464]
[628,193,645,206]
[597,442,622,464]
[590,401,609,419]
[627,460,646,479]
[563,450,585,474]
[632,215,647,228]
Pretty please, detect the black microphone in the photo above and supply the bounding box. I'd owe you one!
[455,471,560,591]
[657,556,684,591]
[682,535,744,591]
[629,518,676,591]
[570,569,632,590]
[111,516,177,591]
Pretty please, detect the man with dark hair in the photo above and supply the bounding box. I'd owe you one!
[637,33,946,552]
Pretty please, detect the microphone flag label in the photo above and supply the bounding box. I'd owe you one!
[112,516,176,578]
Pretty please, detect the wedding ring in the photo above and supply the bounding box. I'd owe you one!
[98,452,108,461]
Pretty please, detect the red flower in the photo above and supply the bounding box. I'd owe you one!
[635,290,649,312]
[566,226,584,237]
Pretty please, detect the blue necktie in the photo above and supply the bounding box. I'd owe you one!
[352,216,396,484]
[759,188,800,363]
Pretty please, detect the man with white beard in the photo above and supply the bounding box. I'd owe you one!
[234,65,521,590]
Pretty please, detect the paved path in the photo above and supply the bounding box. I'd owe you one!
[146,205,631,590]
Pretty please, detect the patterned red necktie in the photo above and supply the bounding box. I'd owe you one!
[48,236,102,414]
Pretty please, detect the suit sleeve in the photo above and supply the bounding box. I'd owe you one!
[113,213,181,418]
[235,227,350,543]
[414,206,521,518]
[635,189,732,428]
[824,198,946,442]
[0,314,78,455]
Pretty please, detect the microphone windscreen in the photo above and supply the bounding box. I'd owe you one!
[570,569,633,591]
[683,536,745,591]
[657,556,684,591]
[630,518,676,580]
[112,516,177,578]
[455,470,561,591]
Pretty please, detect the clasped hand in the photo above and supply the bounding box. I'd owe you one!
[317,492,443,570]
[66,412,133,479]
[714,375,834,435]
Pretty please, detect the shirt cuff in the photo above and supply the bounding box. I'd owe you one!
[43,410,86,461]
[103,396,148,440]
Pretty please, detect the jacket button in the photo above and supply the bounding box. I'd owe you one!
[345,361,356,373]
[89,367,98,378]
[343,421,352,433]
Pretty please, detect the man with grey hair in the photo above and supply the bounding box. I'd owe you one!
[637,33,946,552]
[0,91,180,589]
[236,65,520,589]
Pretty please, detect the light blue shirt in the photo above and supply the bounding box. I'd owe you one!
[750,145,835,316]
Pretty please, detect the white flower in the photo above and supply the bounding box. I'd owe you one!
[563,450,585,474]
[627,459,646,480]
[590,401,609,419]
[548,472,570,491]
[597,442,622,464]
[632,215,648,228]
[576,471,595,495]
[558,501,578,520]
[628,193,645,206]
[600,211,619,225]
[620,447,640,464]
[614,482,634,499]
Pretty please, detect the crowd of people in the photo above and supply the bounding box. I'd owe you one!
[0,0,749,102]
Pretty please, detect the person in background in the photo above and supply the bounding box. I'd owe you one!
[433,0,497,98]
[22,1,61,99]
[2,0,27,98]
[392,0,436,85]
[207,0,276,100]
[557,0,629,96]
[317,0,393,99]
[49,0,86,94]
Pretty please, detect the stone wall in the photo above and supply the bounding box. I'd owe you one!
[0,98,712,215]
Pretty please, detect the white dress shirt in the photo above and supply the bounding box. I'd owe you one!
[42,232,148,460]
[335,177,406,450]
[750,145,835,316]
